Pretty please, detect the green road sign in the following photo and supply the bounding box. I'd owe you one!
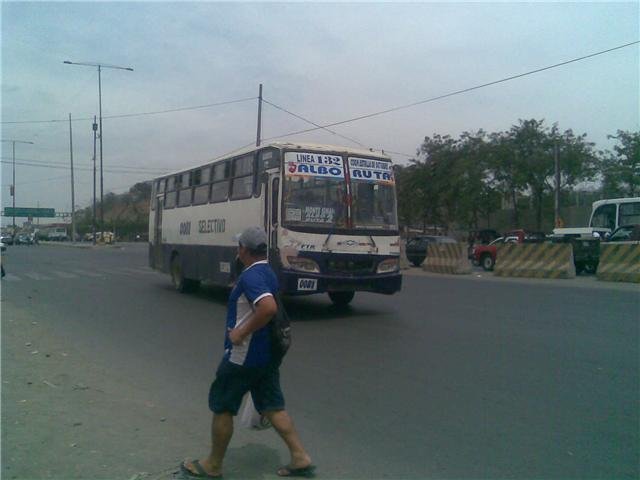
[3,207,56,218]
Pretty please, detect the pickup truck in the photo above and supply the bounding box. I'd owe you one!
[548,227,609,274]
[471,229,545,271]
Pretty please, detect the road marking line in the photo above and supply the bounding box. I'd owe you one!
[3,274,22,281]
[24,273,53,280]
[70,269,105,278]
[121,267,156,275]
[52,271,79,279]
[100,268,133,276]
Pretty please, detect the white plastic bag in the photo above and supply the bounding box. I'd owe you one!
[239,394,271,430]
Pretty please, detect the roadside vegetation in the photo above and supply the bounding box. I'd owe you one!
[395,120,638,233]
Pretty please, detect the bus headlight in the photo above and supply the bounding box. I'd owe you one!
[287,256,320,273]
[377,258,399,273]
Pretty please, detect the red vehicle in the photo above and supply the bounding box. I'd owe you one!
[471,230,545,271]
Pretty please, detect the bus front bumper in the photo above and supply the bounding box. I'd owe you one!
[280,270,402,296]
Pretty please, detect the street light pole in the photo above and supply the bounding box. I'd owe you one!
[98,65,103,236]
[1,139,34,234]
[63,60,133,236]
[92,116,98,245]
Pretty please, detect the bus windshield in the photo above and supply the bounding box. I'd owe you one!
[351,181,397,229]
[283,151,348,228]
[348,157,397,230]
[283,176,348,228]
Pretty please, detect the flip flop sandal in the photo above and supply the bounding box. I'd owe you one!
[180,459,222,479]
[277,464,316,477]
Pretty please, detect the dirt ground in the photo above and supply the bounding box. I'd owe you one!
[1,301,189,479]
[1,300,291,480]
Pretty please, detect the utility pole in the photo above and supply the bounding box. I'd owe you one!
[98,64,104,236]
[92,116,98,245]
[256,83,263,147]
[554,140,561,227]
[69,114,76,243]
[11,141,15,232]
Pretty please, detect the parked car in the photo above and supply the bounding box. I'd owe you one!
[1,234,14,246]
[471,229,546,271]
[15,233,34,245]
[608,224,640,242]
[406,235,457,267]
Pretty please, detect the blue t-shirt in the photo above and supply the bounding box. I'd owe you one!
[224,260,279,367]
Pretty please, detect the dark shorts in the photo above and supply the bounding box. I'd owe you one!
[209,359,285,415]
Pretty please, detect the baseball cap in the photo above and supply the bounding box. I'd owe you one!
[234,226,268,251]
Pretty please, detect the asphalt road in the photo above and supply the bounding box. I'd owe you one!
[2,243,638,479]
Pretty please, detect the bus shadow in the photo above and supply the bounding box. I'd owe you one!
[282,296,384,322]
[185,285,382,322]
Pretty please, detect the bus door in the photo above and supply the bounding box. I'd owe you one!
[264,173,280,260]
[154,196,164,268]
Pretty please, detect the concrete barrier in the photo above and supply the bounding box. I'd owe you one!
[423,242,471,274]
[596,243,640,283]
[494,243,575,279]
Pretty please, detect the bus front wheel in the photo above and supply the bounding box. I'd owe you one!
[171,254,199,293]
[328,291,355,306]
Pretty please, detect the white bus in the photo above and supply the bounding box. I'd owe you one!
[589,197,640,232]
[148,142,402,305]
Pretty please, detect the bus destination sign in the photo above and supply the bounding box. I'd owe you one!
[285,152,344,179]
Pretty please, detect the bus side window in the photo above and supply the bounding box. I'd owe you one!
[591,204,616,230]
[230,154,255,200]
[193,167,211,205]
[165,175,178,209]
[177,172,192,208]
[259,148,281,171]
[165,191,177,209]
[211,162,229,203]
[619,202,640,226]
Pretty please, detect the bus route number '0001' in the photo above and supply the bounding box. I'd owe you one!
[179,221,191,235]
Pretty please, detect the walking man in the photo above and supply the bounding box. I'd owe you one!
[181,226,314,478]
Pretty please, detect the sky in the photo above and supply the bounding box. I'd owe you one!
[1,1,638,225]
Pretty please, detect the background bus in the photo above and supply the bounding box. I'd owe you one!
[148,142,401,305]
[589,197,640,232]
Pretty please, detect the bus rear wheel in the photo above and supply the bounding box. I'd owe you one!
[171,254,199,293]
[328,291,355,306]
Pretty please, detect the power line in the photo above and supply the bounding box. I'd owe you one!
[261,41,639,140]
[262,99,369,148]
[1,96,257,125]
[2,174,70,188]
[262,99,416,158]
[0,159,167,175]
[0,156,169,172]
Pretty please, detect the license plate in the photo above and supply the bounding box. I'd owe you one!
[297,278,317,291]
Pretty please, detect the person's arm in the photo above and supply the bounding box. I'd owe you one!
[228,295,277,345]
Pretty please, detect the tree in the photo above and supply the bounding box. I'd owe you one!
[600,130,640,197]
[486,131,527,226]
[501,119,594,229]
